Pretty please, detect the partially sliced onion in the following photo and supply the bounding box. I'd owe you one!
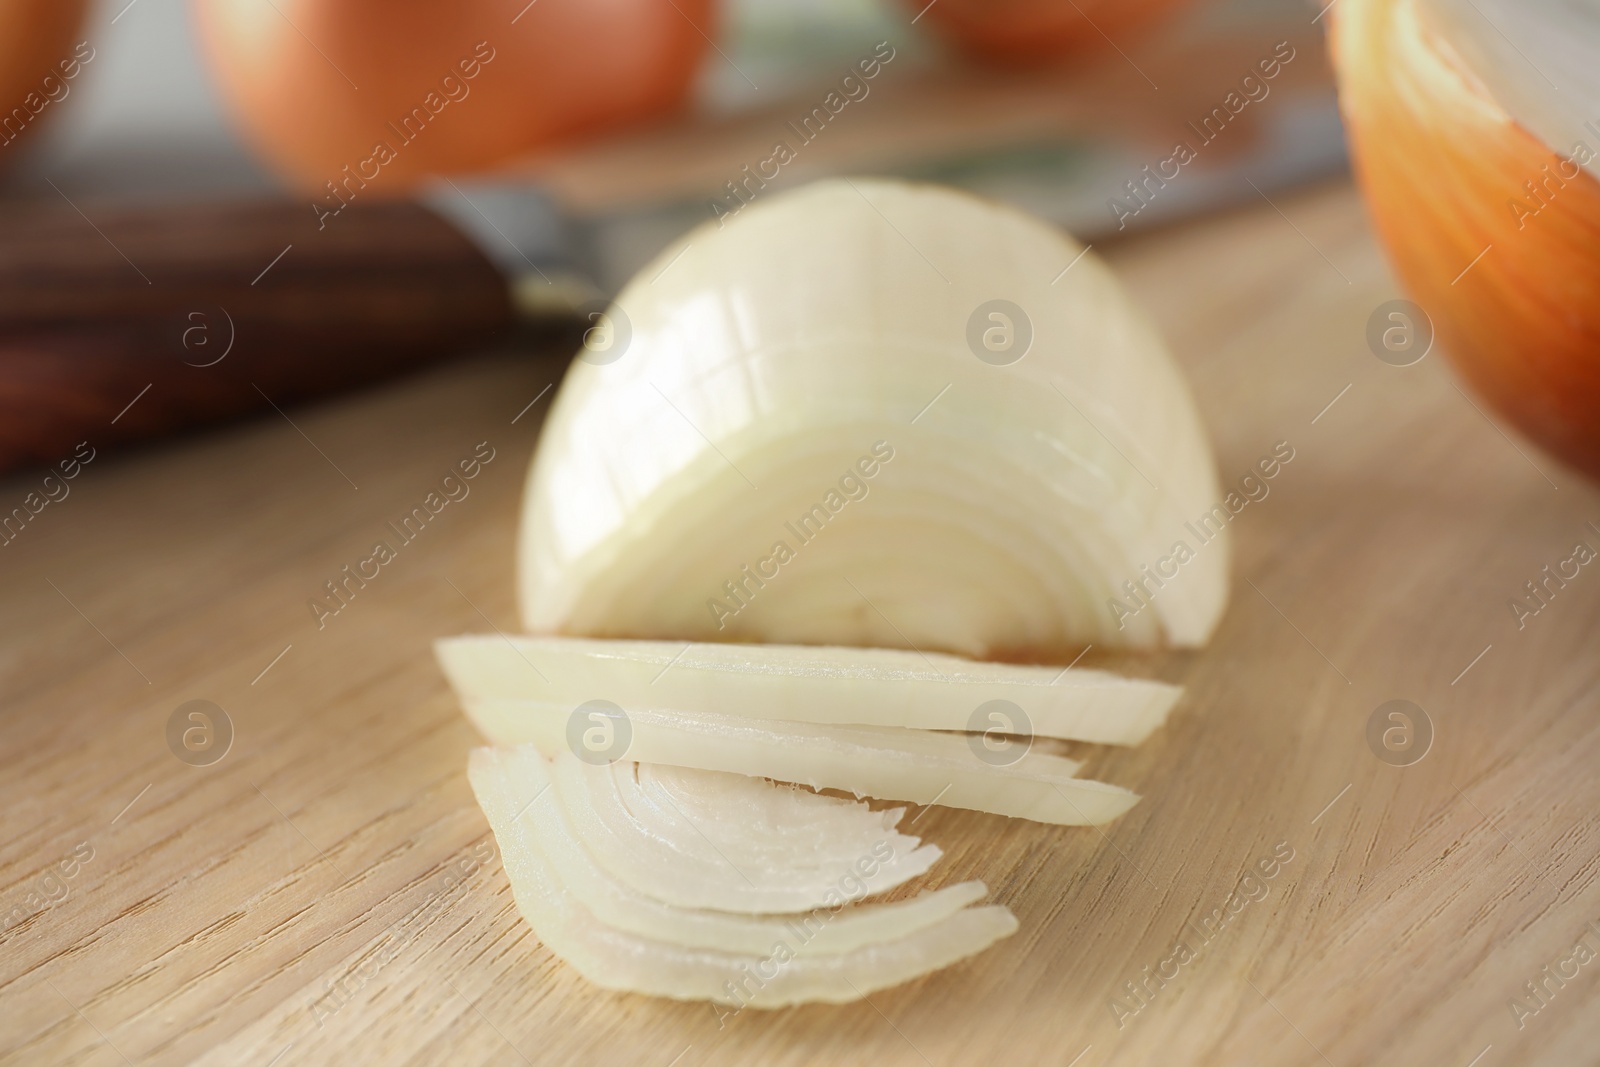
[464,698,1136,826]
[470,747,1019,1006]
[550,754,941,913]
[437,635,1181,745]
[518,179,1228,658]
[500,745,992,952]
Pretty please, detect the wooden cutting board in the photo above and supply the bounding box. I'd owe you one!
[2,178,1598,1067]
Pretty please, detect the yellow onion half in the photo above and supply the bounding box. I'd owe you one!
[517,179,1228,661]
[1332,0,1600,480]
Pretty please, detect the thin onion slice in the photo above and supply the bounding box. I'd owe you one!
[464,698,1137,826]
[630,761,910,858]
[470,748,1019,1006]
[436,635,1181,745]
[550,755,939,913]
[500,746,993,952]
[518,178,1228,659]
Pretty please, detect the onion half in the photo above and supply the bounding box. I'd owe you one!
[1332,0,1600,478]
[469,747,1019,1006]
[518,179,1228,659]
[436,635,1182,745]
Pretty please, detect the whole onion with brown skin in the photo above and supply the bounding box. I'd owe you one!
[192,0,715,193]
[908,0,1198,66]
[0,0,92,166]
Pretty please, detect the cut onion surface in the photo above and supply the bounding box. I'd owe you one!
[436,635,1181,746]
[517,178,1229,659]
[630,762,910,860]
[503,746,994,951]
[464,698,1137,826]
[550,755,941,913]
[1418,0,1600,180]
[470,747,1020,1006]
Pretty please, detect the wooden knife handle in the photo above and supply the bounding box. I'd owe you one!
[0,196,520,474]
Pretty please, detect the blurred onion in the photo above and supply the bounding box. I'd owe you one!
[1332,0,1600,479]
[907,0,1197,66]
[0,0,90,166]
[192,0,714,191]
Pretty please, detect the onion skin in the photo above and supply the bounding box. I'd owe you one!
[1332,0,1600,480]
[192,0,713,192]
[0,0,90,165]
[909,0,1196,66]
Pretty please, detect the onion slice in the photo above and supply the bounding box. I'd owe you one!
[463,698,1136,826]
[550,754,941,913]
[517,178,1228,659]
[470,748,1020,1006]
[501,746,993,951]
[437,635,1181,745]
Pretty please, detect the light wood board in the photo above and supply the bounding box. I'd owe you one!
[2,179,1599,1067]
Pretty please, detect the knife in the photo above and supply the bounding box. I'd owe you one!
[0,182,598,474]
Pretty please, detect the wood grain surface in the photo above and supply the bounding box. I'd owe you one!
[2,179,1598,1067]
